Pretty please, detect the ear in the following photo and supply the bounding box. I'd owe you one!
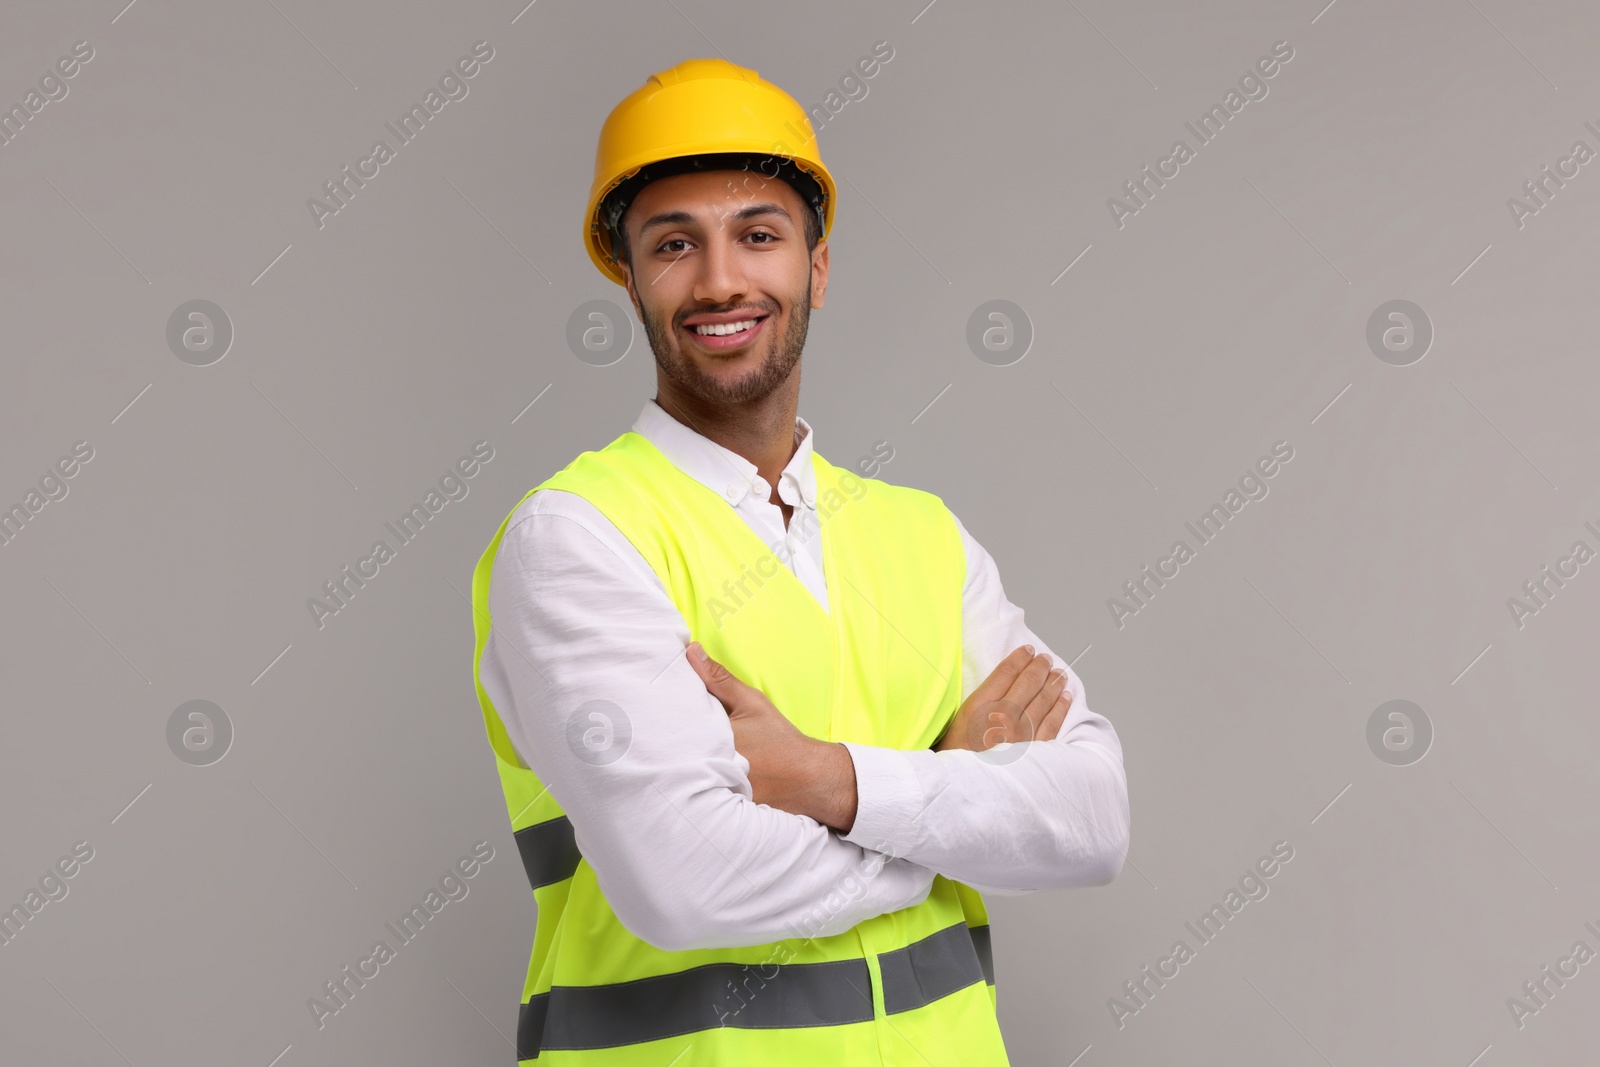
[617,257,642,318]
[809,239,829,310]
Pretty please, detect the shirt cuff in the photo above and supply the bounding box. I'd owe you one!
[837,742,927,858]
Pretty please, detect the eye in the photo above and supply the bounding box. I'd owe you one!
[657,238,692,254]
[747,231,777,244]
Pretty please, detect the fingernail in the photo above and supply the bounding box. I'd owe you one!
[1023,644,1035,656]
[688,641,705,661]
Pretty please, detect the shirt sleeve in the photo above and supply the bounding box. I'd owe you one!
[837,511,1131,894]
[478,488,938,952]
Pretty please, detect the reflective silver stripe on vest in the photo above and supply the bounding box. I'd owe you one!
[514,816,582,890]
[517,956,874,1057]
[878,921,989,1015]
[515,921,992,1057]
[968,923,994,985]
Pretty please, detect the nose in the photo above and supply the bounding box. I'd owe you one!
[691,226,749,308]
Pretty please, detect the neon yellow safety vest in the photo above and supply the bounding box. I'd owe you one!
[469,429,1009,1065]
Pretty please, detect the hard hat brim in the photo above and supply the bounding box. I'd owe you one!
[585,143,835,287]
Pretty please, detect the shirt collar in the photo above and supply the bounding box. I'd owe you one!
[632,398,817,510]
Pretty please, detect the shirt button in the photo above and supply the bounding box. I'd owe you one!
[725,484,741,501]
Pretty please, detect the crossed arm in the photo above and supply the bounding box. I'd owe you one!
[689,638,1131,897]
[478,488,1131,952]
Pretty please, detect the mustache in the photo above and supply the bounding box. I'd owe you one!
[676,303,777,327]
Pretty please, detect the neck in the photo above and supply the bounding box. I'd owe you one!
[653,375,801,492]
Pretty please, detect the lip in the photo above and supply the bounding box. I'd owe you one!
[681,314,769,352]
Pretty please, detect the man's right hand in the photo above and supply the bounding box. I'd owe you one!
[933,645,1073,753]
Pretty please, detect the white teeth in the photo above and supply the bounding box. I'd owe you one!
[693,319,758,336]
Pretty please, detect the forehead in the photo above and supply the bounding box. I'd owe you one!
[625,168,804,230]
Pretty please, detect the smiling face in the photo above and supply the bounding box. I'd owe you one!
[616,168,829,408]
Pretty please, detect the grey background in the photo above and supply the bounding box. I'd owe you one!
[2,0,1596,1063]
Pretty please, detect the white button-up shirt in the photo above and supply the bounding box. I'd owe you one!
[477,398,1130,952]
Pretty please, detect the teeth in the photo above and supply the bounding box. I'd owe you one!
[693,319,758,336]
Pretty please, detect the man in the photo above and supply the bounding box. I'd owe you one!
[469,58,1130,1066]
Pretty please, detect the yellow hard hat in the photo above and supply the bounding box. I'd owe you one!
[584,58,836,287]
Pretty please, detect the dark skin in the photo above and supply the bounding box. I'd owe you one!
[616,170,1073,834]
[618,169,820,531]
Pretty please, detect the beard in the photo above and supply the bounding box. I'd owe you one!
[639,274,812,406]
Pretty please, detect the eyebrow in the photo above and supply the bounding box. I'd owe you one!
[637,202,794,238]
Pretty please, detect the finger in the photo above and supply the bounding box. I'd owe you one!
[687,642,742,707]
[1021,668,1067,737]
[1038,688,1074,741]
[686,641,720,681]
[1002,652,1054,710]
[971,645,1037,705]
